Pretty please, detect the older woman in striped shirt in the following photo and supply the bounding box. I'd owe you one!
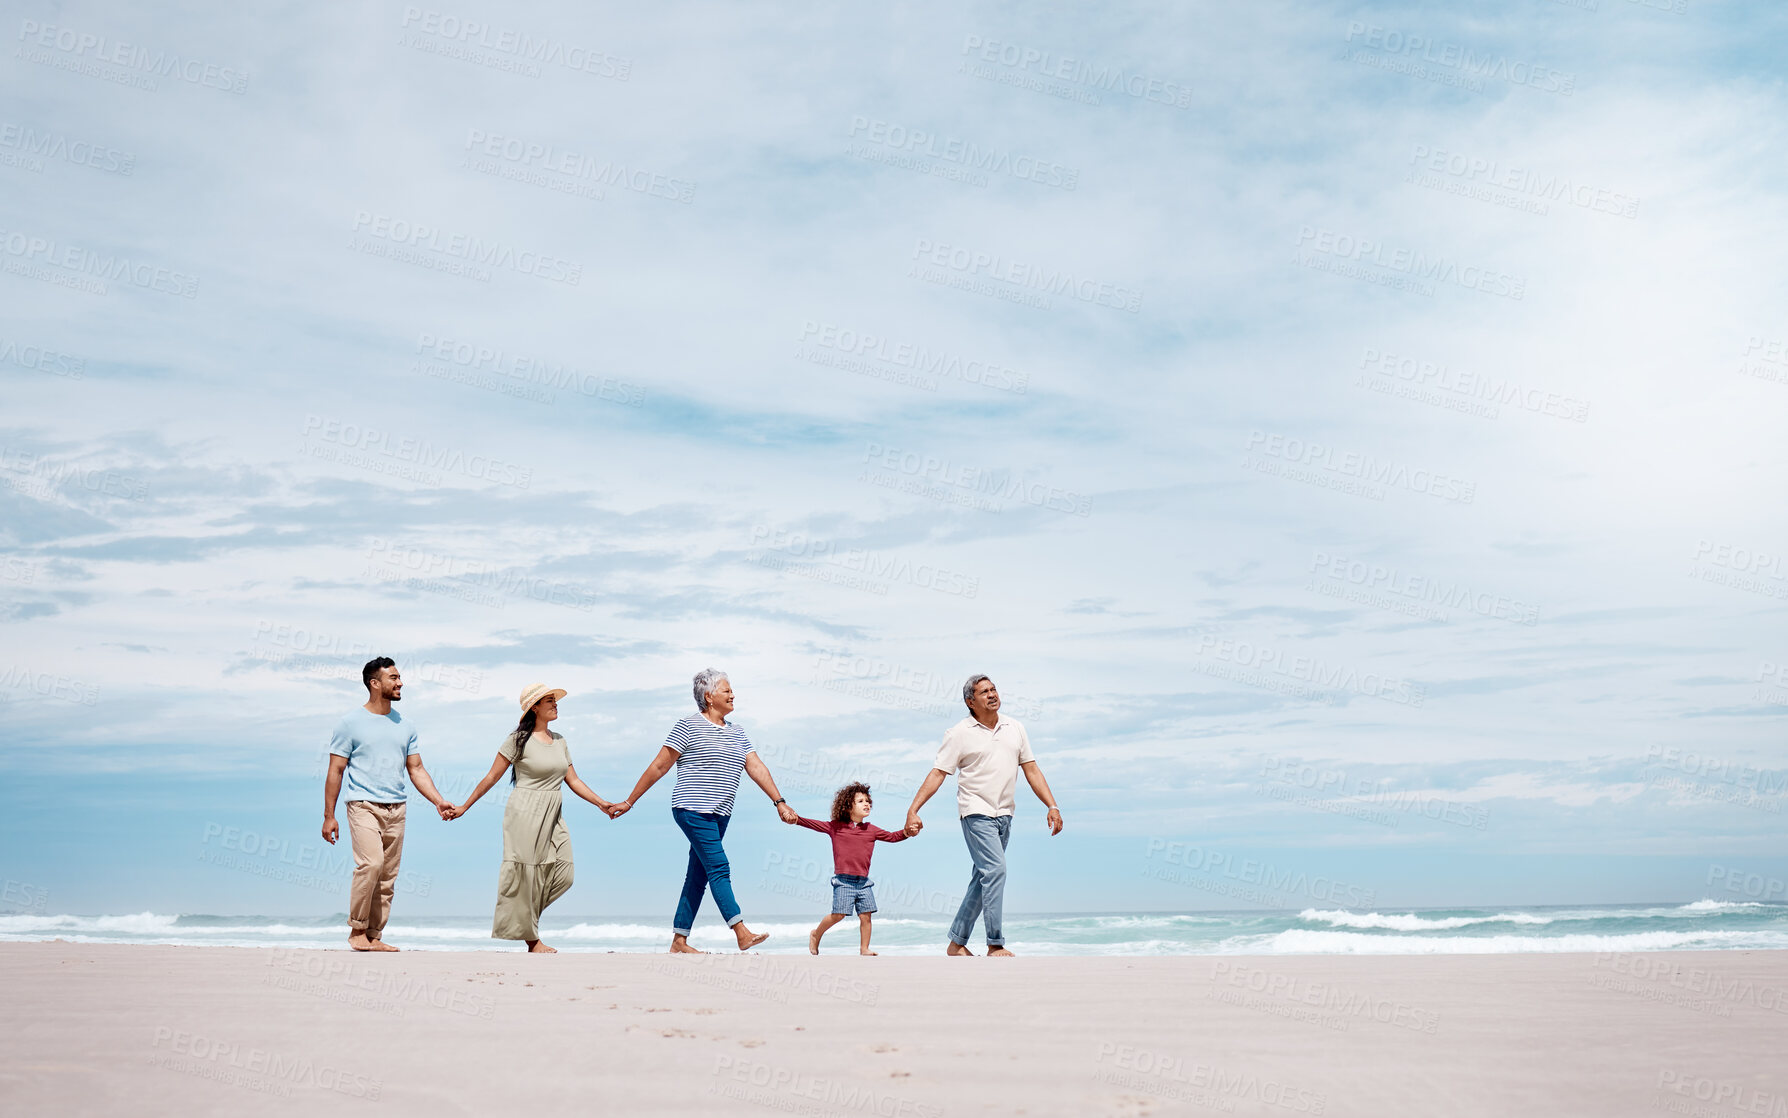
[610,669,797,952]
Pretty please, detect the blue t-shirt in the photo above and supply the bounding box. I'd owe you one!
[328,708,420,804]
[665,715,754,815]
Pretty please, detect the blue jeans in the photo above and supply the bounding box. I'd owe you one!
[949,813,1012,947]
[672,808,743,935]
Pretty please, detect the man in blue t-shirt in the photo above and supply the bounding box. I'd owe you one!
[322,656,452,951]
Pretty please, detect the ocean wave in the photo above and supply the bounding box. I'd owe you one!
[0,912,181,934]
[1297,908,1551,932]
[1264,928,1788,955]
[1677,899,1778,914]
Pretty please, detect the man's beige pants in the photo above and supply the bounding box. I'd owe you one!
[346,801,406,937]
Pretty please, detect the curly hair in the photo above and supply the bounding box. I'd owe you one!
[831,782,872,823]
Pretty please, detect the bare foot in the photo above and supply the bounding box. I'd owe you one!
[808,928,821,955]
[527,941,557,954]
[736,930,770,952]
[349,933,376,952]
[987,947,1015,956]
[860,949,878,956]
[669,935,705,954]
[946,941,975,956]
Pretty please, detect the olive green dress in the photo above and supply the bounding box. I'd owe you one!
[492,731,575,941]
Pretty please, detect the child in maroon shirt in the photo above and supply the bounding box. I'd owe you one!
[788,781,918,954]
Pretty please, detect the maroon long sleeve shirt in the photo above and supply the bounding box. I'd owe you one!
[794,816,908,876]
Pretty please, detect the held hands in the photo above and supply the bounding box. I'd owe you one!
[775,802,798,824]
[903,818,922,837]
[605,800,632,820]
[438,802,462,821]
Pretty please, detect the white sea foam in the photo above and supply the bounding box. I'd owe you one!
[1677,899,1774,914]
[1263,928,1788,955]
[1298,908,1552,931]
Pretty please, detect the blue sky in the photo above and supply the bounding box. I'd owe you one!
[2,0,1785,920]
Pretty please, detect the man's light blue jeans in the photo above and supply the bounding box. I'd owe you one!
[949,813,1012,948]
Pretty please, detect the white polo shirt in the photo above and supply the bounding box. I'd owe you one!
[934,715,1035,818]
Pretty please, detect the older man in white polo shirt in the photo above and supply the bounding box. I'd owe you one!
[906,673,1062,956]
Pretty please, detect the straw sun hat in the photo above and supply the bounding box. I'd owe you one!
[518,683,567,711]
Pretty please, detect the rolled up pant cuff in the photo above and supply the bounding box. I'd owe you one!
[725,914,745,928]
[673,927,692,936]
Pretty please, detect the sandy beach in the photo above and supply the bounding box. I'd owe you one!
[1,943,1783,1116]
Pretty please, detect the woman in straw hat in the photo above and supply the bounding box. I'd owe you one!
[450,683,617,952]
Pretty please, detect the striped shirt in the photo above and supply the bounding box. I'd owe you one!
[665,715,755,815]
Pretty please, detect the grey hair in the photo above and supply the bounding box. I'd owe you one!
[693,668,730,712]
[962,673,993,707]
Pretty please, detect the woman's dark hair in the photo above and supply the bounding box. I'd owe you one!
[508,707,538,784]
[831,782,872,823]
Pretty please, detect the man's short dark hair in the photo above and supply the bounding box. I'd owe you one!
[363,656,397,689]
